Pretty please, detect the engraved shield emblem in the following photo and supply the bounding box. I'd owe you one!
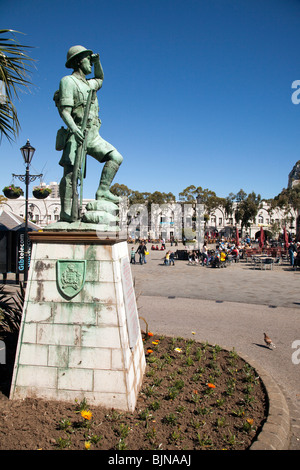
[56,260,86,299]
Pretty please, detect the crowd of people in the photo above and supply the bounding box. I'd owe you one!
[187,241,241,268]
[129,234,299,269]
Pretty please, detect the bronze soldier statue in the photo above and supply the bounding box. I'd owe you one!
[54,45,123,222]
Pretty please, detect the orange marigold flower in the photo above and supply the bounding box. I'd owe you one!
[148,332,154,337]
[246,418,254,425]
[81,410,92,420]
[207,383,216,388]
[147,349,153,354]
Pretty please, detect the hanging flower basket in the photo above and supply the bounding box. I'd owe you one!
[32,187,52,199]
[3,185,24,199]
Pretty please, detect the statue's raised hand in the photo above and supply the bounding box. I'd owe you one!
[91,53,99,64]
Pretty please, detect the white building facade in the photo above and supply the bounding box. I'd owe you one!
[2,192,296,242]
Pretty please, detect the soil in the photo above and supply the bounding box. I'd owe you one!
[0,332,267,451]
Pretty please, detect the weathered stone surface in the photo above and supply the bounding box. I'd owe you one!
[10,235,145,412]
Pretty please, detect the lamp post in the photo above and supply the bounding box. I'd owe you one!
[12,140,42,285]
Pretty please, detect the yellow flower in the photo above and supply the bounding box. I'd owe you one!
[247,418,254,425]
[192,331,196,335]
[81,410,92,420]
[84,441,91,450]
[174,348,182,353]
[152,341,159,345]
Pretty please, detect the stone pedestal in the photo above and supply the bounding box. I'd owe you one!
[10,232,145,412]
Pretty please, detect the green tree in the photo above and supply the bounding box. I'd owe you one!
[110,183,132,198]
[0,29,35,142]
[178,185,197,202]
[235,190,262,233]
[273,185,300,229]
[128,190,149,206]
[221,192,236,219]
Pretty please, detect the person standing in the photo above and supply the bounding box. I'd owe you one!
[201,242,208,266]
[130,247,136,264]
[137,241,148,265]
[288,239,297,267]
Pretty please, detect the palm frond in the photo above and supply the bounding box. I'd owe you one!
[0,29,35,143]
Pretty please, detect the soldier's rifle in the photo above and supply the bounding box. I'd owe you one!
[71,88,96,221]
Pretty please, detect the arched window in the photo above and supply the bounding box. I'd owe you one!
[258,215,264,224]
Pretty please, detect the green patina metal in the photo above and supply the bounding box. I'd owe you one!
[56,260,86,299]
[52,45,123,229]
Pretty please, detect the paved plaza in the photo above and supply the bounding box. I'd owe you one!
[130,242,300,449]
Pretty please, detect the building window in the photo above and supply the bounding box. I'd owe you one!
[258,215,264,224]
[219,217,222,226]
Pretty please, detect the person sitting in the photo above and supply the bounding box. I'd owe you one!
[220,249,227,267]
[211,247,221,268]
[164,251,170,265]
[231,246,239,262]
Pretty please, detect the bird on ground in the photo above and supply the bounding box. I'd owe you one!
[264,333,276,349]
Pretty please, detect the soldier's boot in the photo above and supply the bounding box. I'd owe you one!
[96,160,121,203]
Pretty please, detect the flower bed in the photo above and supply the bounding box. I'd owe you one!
[0,333,267,450]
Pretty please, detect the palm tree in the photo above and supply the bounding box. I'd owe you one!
[0,29,34,142]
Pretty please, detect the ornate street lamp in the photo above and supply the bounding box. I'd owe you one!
[13,140,42,285]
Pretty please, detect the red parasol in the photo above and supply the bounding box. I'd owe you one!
[283,227,289,250]
[235,227,239,246]
[259,227,265,248]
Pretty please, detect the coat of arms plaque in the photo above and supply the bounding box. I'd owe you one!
[56,260,86,299]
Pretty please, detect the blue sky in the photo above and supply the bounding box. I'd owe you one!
[1,0,300,200]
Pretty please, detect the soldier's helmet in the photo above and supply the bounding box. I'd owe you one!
[65,45,93,69]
